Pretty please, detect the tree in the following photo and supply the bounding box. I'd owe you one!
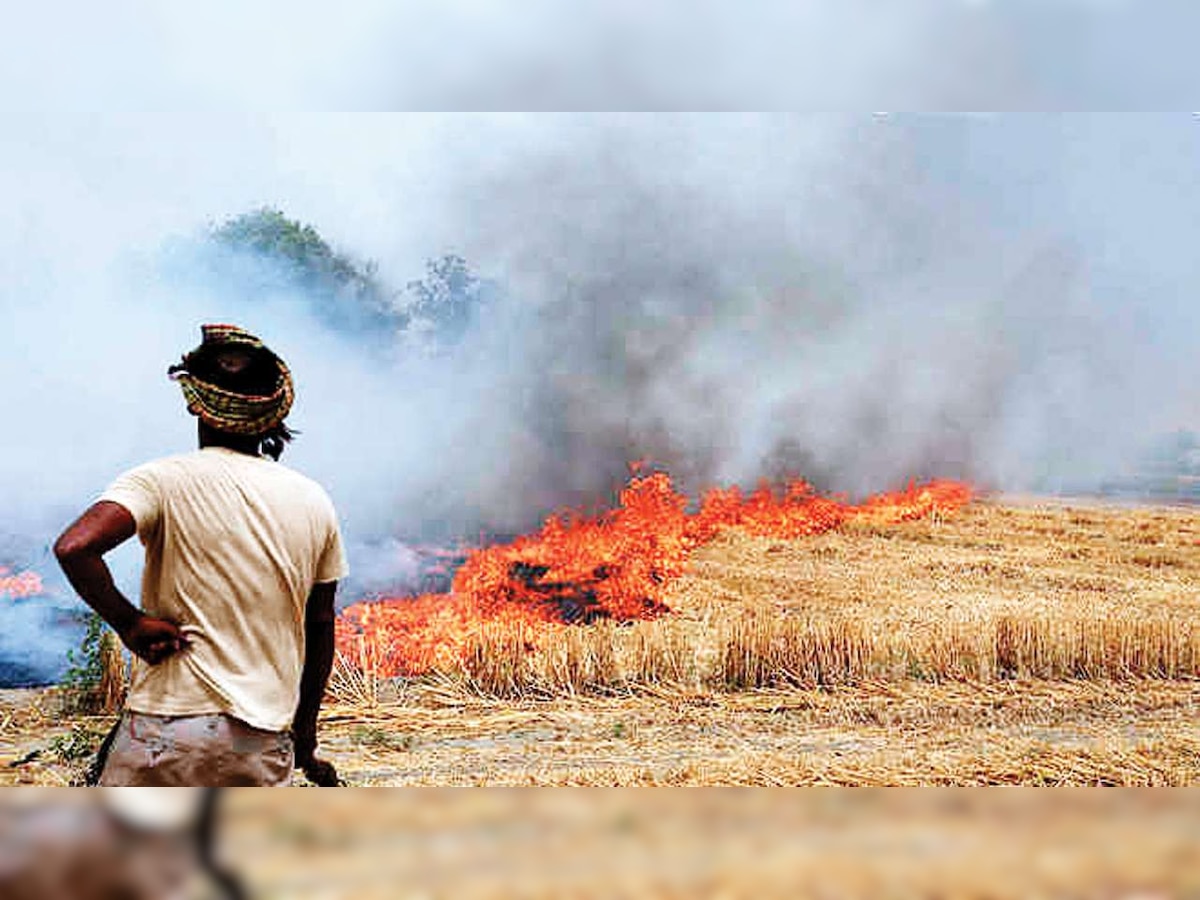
[211,208,403,336]
[404,254,491,346]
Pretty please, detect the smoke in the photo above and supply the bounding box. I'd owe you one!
[402,114,1198,526]
[2,15,1199,680]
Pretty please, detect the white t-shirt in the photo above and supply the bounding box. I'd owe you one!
[101,447,348,732]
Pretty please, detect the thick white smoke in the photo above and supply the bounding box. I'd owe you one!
[414,115,1197,512]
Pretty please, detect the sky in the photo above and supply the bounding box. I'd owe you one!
[0,2,1196,110]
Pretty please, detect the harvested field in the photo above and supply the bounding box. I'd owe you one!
[1,498,1198,786]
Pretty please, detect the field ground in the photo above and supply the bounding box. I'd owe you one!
[1,497,1198,787]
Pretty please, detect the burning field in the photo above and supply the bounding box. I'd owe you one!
[320,488,1200,787]
[2,470,1198,787]
[334,469,972,681]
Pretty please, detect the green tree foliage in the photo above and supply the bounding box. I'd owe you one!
[212,208,492,348]
[61,612,106,714]
[213,208,402,336]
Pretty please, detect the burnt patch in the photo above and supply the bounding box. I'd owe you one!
[507,561,610,624]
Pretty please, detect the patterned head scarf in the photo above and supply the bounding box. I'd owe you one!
[169,324,294,436]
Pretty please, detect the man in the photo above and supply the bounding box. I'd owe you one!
[54,324,346,786]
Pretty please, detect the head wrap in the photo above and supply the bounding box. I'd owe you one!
[169,324,294,436]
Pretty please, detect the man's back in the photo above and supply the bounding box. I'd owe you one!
[57,323,346,785]
[102,447,347,732]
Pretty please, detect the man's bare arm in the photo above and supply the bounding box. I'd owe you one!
[54,501,187,664]
[293,580,341,785]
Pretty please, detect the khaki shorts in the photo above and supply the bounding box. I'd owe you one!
[99,711,293,787]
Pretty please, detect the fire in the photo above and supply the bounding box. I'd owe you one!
[0,566,44,600]
[336,471,972,677]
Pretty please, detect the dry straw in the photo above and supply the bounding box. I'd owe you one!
[328,634,385,708]
[98,631,127,715]
[363,605,1200,700]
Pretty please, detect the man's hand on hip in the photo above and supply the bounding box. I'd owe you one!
[121,615,190,665]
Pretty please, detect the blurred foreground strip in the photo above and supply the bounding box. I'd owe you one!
[1,788,1197,898]
[216,789,1196,899]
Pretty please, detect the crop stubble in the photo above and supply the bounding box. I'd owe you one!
[2,498,1198,786]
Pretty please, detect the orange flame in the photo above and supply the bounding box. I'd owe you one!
[337,472,972,676]
[0,566,45,600]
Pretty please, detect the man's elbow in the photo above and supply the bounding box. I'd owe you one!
[53,532,88,564]
[53,529,103,568]
[54,503,137,566]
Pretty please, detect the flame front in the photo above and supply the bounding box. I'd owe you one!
[0,566,44,600]
[337,471,973,677]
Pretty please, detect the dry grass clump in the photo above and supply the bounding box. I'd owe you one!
[461,623,538,698]
[987,613,1199,680]
[458,620,696,699]
[532,622,622,696]
[328,630,405,709]
[97,631,127,714]
[624,619,694,688]
[715,613,872,689]
[329,649,382,709]
[714,609,1200,689]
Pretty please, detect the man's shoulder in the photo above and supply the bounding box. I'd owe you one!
[112,451,207,482]
[260,461,339,513]
[121,451,338,517]
[272,462,332,495]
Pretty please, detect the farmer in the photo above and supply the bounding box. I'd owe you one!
[54,324,347,786]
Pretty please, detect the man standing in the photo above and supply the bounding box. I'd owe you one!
[54,324,347,786]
